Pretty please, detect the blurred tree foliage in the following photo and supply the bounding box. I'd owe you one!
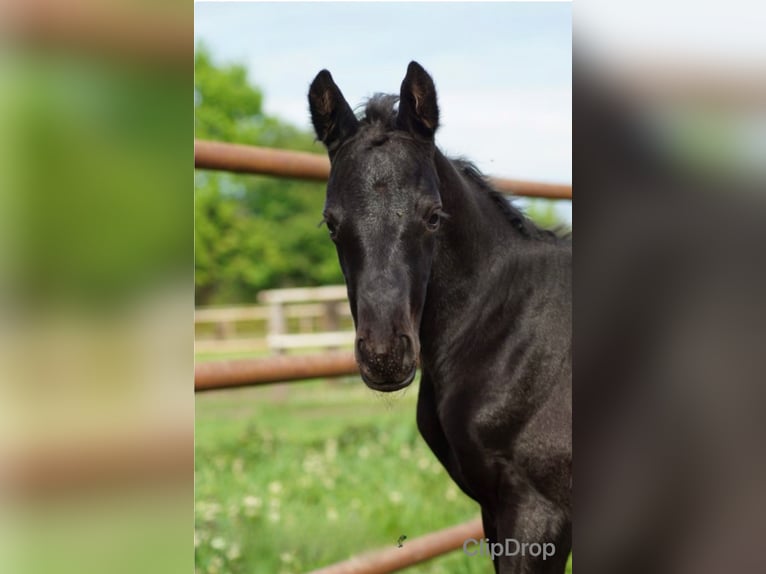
[522,199,571,234]
[195,47,341,305]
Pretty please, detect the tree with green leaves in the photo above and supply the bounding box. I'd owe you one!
[195,47,343,305]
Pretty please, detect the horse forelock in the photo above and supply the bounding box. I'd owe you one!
[359,93,399,128]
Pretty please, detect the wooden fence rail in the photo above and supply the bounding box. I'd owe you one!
[194,140,572,200]
[307,518,484,574]
[195,286,355,355]
[194,351,358,392]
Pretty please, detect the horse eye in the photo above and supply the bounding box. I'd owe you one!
[426,212,441,230]
[326,220,338,238]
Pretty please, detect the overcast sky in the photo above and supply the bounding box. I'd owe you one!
[195,2,572,220]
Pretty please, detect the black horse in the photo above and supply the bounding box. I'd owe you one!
[308,62,571,574]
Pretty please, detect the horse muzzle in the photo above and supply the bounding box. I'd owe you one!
[355,332,419,392]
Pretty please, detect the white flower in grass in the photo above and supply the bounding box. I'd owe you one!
[399,445,412,460]
[280,552,295,563]
[243,495,262,518]
[207,555,223,574]
[327,507,339,521]
[357,446,370,459]
[269,481,283,495]
[417,457,430,470]
[199,501,221,522]
[303,452,325,475]
[226,543,241,561]
[324,438,338,460]
[232,458,244,476]
[388,491,403,505]
[210,537,226,550]
[322,477,335,490]
[445,485,458,501]
[268,510,281,523]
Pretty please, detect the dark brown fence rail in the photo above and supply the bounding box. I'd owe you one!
[195,352,358,392]
[194,139,572,200]
[306,518,484,574]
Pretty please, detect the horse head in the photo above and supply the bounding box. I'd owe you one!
[308,62,444,391]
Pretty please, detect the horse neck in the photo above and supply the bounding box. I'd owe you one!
[419,150,553,369]
[429,148,517,289]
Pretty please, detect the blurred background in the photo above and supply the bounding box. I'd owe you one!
[193,3,571,574]
[1,1,192,574]
[577,1,766,573]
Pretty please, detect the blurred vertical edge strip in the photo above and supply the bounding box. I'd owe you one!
[575,3,766,573]
[0,1,193,574]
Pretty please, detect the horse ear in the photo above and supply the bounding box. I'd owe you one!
[308,70,359,156]
[397,61,439,139]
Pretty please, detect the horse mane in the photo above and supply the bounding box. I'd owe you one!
[454,160,569,242]
[358,94,569,242]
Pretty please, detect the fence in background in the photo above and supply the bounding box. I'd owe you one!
[194,140,573,200]
[306,518,484,574]
[195,285,353,355]
[195,351,358,392]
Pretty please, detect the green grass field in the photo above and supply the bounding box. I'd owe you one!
[195,369,572,573]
